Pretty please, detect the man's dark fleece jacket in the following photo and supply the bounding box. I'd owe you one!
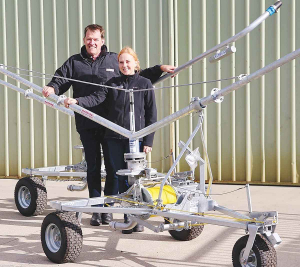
[77,72,157,147]
[47,45,162,132]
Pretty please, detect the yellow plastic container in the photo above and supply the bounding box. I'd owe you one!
[142,185,177,205]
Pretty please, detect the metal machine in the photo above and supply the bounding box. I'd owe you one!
[1,2,296,266]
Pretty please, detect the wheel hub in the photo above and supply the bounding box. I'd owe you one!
[239,248,257,267]
[45,223,62,253]
[18,186,31,208]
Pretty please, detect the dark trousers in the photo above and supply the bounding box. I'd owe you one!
[104,139,142,195]
[78,128,105,198]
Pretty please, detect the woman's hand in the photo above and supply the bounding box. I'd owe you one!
[143,146,152,154]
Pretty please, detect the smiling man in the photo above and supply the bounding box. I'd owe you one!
[42,24,175,227]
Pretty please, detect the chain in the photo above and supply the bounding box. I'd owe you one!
[45,177,86,182]
[146,152,173,164]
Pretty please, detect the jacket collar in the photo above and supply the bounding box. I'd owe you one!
[80,45,108,60]
[120,71,139,82]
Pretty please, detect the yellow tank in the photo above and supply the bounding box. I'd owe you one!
[142,185,177,205]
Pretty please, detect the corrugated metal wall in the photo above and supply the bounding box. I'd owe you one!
[0,0,299,184]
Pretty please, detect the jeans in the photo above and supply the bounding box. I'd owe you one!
[78,128,105,198]
[104,138,142,195]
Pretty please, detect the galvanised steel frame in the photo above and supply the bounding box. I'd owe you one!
[1,2,296,264]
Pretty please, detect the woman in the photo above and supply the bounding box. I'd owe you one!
[102,47,157,233]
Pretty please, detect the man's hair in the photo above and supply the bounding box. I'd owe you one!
[84,24,105,38]
[118,46,140,71]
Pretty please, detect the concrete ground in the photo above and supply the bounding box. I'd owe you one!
[0,178,299,267]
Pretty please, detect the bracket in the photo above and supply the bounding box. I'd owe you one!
[211,88,224,103]
[24,88,33,99]
[57,94,67,105]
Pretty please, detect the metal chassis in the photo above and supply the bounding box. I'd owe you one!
[0,1,292,264]
[21,145,105,192]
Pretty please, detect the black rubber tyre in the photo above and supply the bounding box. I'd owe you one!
[165,218,204,241]
[14,176,47,216]
[232,234,277,267]
[41,211,83,263]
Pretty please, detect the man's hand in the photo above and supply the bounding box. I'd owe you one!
[143,146,152,154]
[160,65,177,78]
[64,97,78,108]
[42,86,55,97]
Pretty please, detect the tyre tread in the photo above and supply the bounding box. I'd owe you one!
[55,212,83,263]
[232,234,277,267]
[30,177,47,216]
[14,176,47,216]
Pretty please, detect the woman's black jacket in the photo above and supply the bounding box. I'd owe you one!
[77,72,157,147]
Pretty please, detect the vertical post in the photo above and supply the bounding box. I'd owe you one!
[53,0,59,167]
[245,0,252,182]
[129,90,139,153]
[231,0,236,182]
[40,0,47,168]
[28,0,35,169]
[65,0,72,166]
[2,0,9,176]
[275,4,281,183]
[246,184,252,213]
[118,0,122,51]
[145,0,151,165]
[92,0,95,24]
[291,0,297,183]
[159,0,164,173]
[216,0,222,181]
[174,0,179,171]
[260,1,266,183]
[168,0,175,169]
[131,0,136,51]
[188,0,193,151]
[105,0,109,49]
[15,0,22,176]
[201,0,208,181]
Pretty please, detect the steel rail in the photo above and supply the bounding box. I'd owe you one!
[153,1,282,84]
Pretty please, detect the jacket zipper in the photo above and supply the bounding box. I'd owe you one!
[120,77,128,138]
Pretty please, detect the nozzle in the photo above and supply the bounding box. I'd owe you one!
[273,1,282,11]
[266,1,282,16]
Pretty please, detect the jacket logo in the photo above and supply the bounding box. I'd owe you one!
[106,68,114,72]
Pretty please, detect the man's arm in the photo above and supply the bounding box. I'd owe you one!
[43,58,73,97]
[140,65,176,84]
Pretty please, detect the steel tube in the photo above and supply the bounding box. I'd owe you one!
[0,66,75,117]
[0,79,74,116]
[154,2,282,85]
[131,100,202,140]
[200,48,300,107]
[157,116,202,203]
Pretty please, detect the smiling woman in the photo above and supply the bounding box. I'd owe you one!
[118,46,140,76]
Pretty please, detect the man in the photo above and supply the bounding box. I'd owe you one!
[43,24,175,226]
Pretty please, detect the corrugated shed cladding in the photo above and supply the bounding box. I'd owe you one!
[0,0,299,184]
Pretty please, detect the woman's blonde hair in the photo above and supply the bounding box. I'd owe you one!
[118,46,140,71]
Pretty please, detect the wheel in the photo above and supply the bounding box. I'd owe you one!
[41,212,83,263]
[14,176,47,216]
[165,218,204,241]
[232,234,277,267]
